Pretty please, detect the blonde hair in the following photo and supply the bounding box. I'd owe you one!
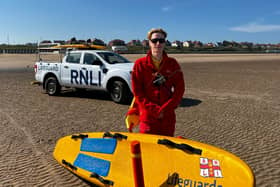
[147,28,167,40]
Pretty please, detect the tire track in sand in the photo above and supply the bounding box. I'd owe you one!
[0,109,86,186]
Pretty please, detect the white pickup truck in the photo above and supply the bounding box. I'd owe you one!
[34,50,133,104]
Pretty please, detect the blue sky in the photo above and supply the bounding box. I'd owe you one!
[1,0,280,44]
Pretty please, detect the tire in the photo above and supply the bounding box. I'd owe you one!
[45,77,61,96]
[109,80,132,104]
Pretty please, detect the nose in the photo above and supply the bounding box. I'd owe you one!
[155,41,162,45]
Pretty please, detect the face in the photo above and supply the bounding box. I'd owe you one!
[149,32,166,54]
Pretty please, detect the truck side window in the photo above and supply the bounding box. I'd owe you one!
[66,53,81,64]
[83,53,102,65]
[97,52,130,64]
[83,53,95,65]
[92,58,102,66]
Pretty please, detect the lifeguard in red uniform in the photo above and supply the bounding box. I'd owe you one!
[128,28,185,136]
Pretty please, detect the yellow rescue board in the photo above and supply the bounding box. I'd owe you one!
[51,44,106,50]
[53,132,255,187]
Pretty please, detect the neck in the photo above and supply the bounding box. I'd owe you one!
[151,51,163,61]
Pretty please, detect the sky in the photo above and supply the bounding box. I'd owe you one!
[1,0,280,44]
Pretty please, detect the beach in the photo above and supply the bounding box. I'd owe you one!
[0,53,279,186]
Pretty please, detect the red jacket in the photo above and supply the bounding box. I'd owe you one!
[131,51,185,123]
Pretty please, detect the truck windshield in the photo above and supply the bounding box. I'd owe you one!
[97,52,130,64]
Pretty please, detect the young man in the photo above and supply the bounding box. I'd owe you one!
[131,28,185,136]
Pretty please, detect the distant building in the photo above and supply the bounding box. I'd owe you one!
[165,40,171,47]
[171,40,182,48]
[39,40,52,45]
[193,41,203,48]
[142,40,149,47]
[108,39,126,46]
[92,38,106,46]
[111,45,128,53]
[77,40,86,44]
[127,39,142,46]
[39,40,57,48]
[204,42,216,48]
[183,41,191,48]
[66,37,77,44]
[53,40,65,45]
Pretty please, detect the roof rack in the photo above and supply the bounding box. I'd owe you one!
[51,44,107,50]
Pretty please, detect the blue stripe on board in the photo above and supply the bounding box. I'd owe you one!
[80,138,117,154]
[74,153,110,176]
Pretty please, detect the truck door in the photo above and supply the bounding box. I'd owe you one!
[81,53,104,89]
[61,52,82,87]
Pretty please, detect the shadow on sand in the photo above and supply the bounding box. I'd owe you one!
[179,97,202,108]
[53,90,202,108]
[58,89,111,101]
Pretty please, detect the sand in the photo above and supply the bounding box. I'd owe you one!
[0,53,279,186]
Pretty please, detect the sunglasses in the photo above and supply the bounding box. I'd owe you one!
[150,38,166,44]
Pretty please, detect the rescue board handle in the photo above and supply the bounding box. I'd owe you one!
[62,159,77,170]
[103,132,127,140]
[158,139,202,155]
[71,134,88,140]
[90,172,114,186]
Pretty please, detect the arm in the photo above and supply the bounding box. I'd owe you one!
[131,61,161,118]
[159,65,185,114]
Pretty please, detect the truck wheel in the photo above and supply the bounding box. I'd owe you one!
[45,77,61,96]
[110,80,131,104]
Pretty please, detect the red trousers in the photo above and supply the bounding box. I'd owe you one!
[139,110,176,136]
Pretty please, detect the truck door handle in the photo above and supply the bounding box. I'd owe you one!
[82,67,87,70]
[64,66,69,69]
